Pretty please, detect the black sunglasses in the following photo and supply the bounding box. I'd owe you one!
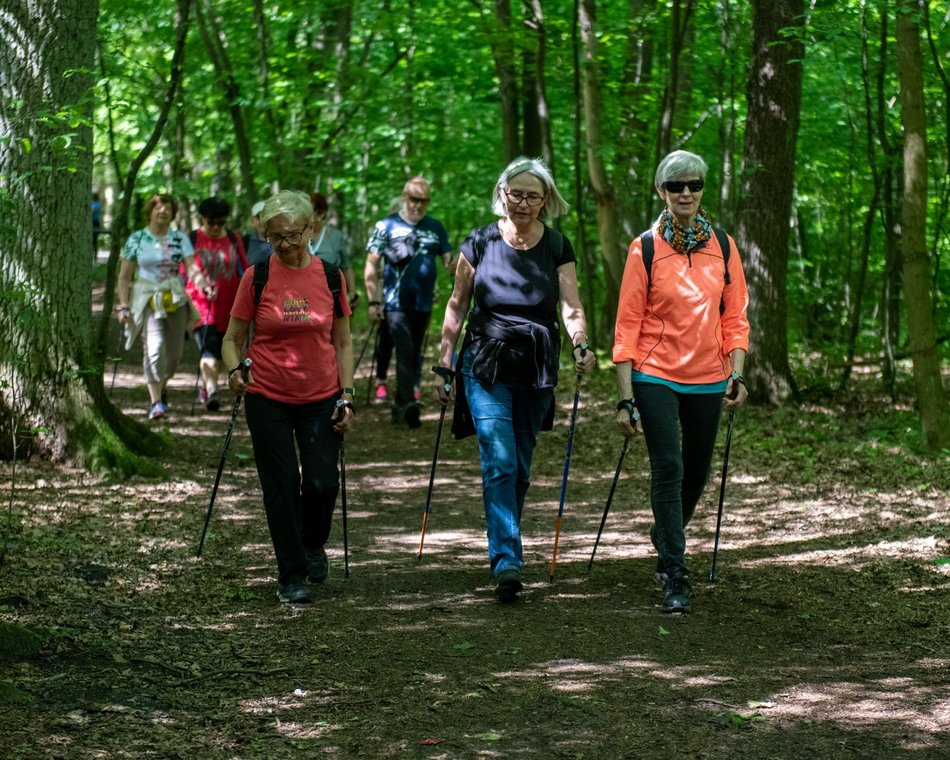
[662,179,704,194]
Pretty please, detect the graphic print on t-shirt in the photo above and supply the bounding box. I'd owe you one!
[283,297,310,322]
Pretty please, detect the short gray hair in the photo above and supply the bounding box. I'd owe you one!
[655,150,708,190]
[491,156,570,221]
[260,190,313,226]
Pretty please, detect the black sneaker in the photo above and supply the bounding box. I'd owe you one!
[404,401,422,429]
[206,391,220,412]
[305,547,329,584]
[661,575,692,614]
[494,568,523,602]
[276,580,311,604]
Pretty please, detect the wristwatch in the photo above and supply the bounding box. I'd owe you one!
[341,386,355,397]
[730,370,745,386]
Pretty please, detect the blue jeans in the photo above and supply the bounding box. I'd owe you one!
[462,349,553,577]
[634,382,723,579]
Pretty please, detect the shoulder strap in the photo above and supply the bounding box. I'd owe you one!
[189,229,198,247]
[253,256,270,305]
[640,229,655,288]
[324,262,344,318]
[713,227,732,285]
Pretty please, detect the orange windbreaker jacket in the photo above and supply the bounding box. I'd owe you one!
[612,229,750,384]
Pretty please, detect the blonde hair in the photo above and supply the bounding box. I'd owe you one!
[260,190,313,226]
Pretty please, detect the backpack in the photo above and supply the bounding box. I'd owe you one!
[252,255,344,318]
[640,227,732,289]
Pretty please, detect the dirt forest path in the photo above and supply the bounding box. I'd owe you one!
[2,322,950,759]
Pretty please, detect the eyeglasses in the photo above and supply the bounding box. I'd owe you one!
[504,189,547,207]
[206,218,227,227]
[406,195,430,205]
[662,179,704,194]
[264,227,307,247]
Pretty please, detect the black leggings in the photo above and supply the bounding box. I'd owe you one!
[634,382,723,579]
[244,392,340,586]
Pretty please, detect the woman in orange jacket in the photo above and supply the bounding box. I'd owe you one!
[613,150,750,614]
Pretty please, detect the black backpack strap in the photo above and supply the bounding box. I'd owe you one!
[640,229,655,288]
[253,256,270,305]
[713,227,732,285]
[324,262,344,318]
[189,229,198,248]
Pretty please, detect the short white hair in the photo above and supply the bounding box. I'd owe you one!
[655,150,708,190]
[491,156,570,221]
[260,190,313,226]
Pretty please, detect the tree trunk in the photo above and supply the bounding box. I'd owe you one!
[195,0,256,199]
[471,0,520,163]
[0,0,162,469]
[521,0,554,169]
[895,0,950,451]
[579,0,624,335]
[736,0,804,405]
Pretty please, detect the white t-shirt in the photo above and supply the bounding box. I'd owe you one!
[121,228,194,283]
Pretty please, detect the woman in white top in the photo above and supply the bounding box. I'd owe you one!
[115,193,208,420]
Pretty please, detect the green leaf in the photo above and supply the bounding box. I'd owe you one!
[658,626,670,636]
[472,732,501,741]
[453,641,476,650]
[21,138,31,153]
[935,558,950,566]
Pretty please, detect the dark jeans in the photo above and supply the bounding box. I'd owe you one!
[244,392,340,586]
[634,382,723,579]
[386,308,431,407]
[374,318,393,381]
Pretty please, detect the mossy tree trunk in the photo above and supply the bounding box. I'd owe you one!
[0,0,162,472]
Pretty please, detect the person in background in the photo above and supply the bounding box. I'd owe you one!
[371,320,394,403]
[613,149,750,615]
[187,196,249,412]
[243,201,273,266]
[309,192,358,308]
[92,192,103,260]
[222,190,355,604]
[364,176,453,427]
[435,156,595,602]
[115,193,206,420]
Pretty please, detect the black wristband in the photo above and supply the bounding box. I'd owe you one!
[227,364,245,380]
[617,399,635,413]
[335,399,356,414]
[368,300,381,307]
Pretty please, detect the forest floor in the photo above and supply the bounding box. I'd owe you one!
[1,318,950,759]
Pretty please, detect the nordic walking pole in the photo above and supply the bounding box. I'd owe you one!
[550,368,584,582]
[190,330,206,415]
[417,366,454,561]
[196,358,251,558]
[339,434,350,578]
[708,408,736,582]
[365,325,381,406]
[108,325,124,397]
[353,321,376,377]
[588,436,631,570]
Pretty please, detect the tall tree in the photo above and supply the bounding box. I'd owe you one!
[579,0,625,333]
[0,0,158,468]
[737,0,805,405]
[895,0,949,451]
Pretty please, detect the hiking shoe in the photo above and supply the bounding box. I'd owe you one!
[404,401,422,429]
[494,568,523,602]
[305,546,329,584]
[375,383,389,403]
[276,580,311,604]
[661,575,693,614]
[149,401,167,420]
[206,391,220,411]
